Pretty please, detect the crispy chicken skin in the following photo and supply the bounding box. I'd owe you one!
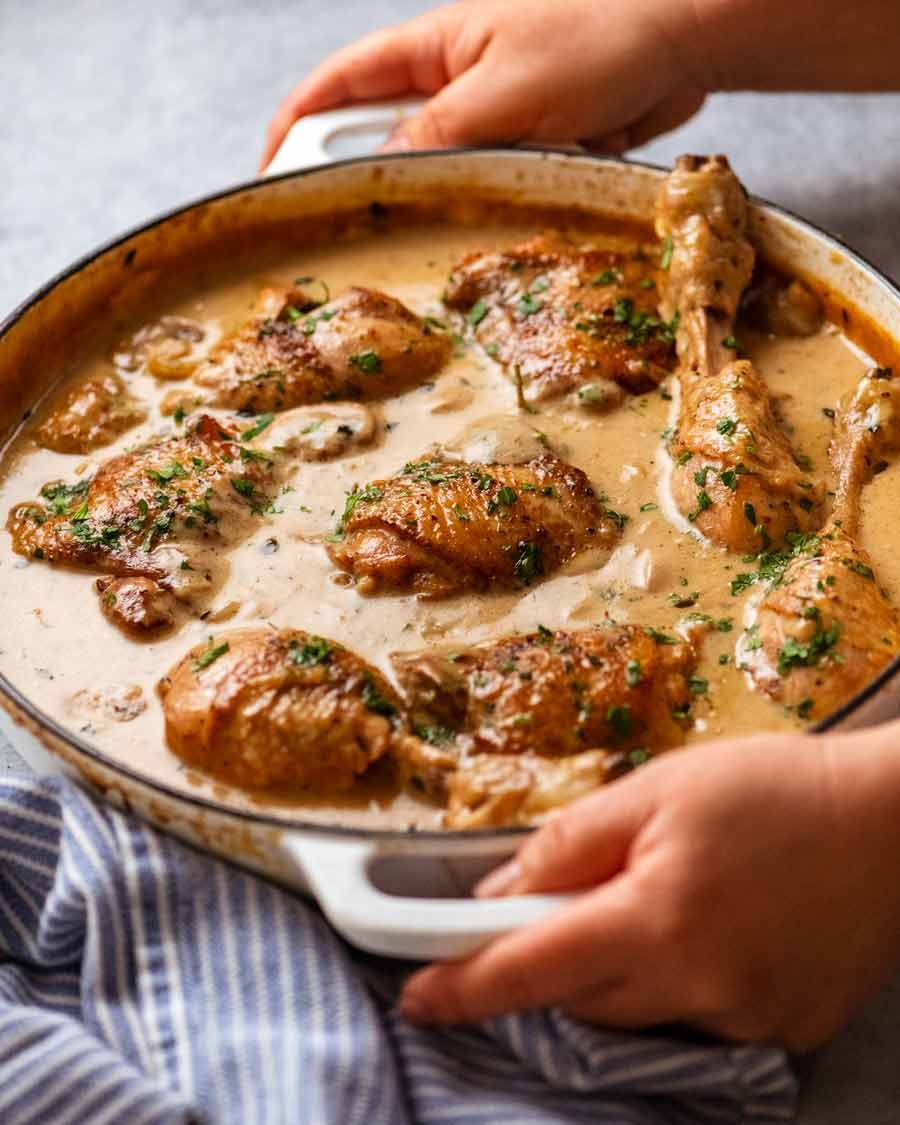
[657,155,823,551]
[158,627,403,791]
[36,370,146,454]
[395,624,696,759]
[327,454,619,597]
[669,360,823,550]
[7,415,275,626]
[393,623,698,827]
[742,368,900,717]
[193,284,450,412]
[443,233,676,402]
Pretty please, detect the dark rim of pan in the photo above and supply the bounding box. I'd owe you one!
[1,147,899,840]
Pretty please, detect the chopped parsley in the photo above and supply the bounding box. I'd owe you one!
[607,704,633,739]
[644,627,677,645]
[716,417,737,438]
[415,724,455,746]
[193,637,230,672]
[339,484,384,529]
[688,490,712,522]
[361,674,397,717]
[613,297,634,323]
[743,625,762,651]
[240,413,274,441]
[487,485,518,515]
[187,494,217,524]
[230,477,256,499]
[146,461,188,486]
[349,350,382,374]
[513,540,543,585]
[626,659,643,686]
[720,469,738,490]
[517,292,543,317]
[288,635,332,667]
[777,622,842,675]
[660,235,674,271]
[842,557,874,579]
[591,268,622,286]
[467,299,489,327]
[40,479,90,516]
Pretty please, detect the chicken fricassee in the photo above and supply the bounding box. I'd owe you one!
[3,155,900,830]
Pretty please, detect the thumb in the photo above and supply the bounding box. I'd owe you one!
[476,769,655,896]
[380,60,538,150]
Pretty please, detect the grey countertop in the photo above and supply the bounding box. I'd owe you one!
[3,2,900,1120]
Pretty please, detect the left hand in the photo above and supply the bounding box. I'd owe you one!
[398,724,900,1051]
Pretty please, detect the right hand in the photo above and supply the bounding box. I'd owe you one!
[399,725,900,1051]
[260,0,710,170]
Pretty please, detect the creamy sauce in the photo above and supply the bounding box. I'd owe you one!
[0,218,894,828]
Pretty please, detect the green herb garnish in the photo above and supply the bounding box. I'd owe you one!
[194,637,230,672]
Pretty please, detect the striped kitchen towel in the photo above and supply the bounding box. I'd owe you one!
[0,776,797,1124]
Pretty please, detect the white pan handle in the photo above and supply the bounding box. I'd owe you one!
[283,833,575,960]
[263,98,426,176]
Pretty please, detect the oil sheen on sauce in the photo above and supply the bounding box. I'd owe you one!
[0,219,890,828]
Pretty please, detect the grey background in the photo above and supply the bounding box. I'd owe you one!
[2,2,900,1120]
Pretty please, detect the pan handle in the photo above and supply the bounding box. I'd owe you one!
[281,833,576,960]
[263,98,426,176]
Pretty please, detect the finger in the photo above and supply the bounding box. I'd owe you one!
[477,771,654,897]
[561,978,686,1029]
[260,14,459,169]
[398,878,645,1025]
[621,88,707,150]
[381,59,542,150]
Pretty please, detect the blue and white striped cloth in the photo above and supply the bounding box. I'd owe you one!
[0,776,797,1124]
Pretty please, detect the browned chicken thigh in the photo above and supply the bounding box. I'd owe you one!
[443,233,676,402]
[740,367,900,718]
[159,628,404,790]
[327,453,619,597]
[7,415,277,632]
[193,284,450,412]
[393,622,699,827]
[36,370,145,454]
[657,155,823,552]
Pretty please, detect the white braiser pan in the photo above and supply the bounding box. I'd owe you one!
[3,104,900,959]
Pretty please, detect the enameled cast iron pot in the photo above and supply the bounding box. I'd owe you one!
[4,108,900,958]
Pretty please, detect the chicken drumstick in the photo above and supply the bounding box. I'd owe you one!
[739,367,900,718]
[657,155,823,552]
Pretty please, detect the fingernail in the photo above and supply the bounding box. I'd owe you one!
[378,129,411,154]
[474,859,522,898]
[397,989,433,1025]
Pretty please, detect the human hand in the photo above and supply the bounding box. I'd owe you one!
[398,725,900,1051]
[261,0,709,169]
[261,0,900,172]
